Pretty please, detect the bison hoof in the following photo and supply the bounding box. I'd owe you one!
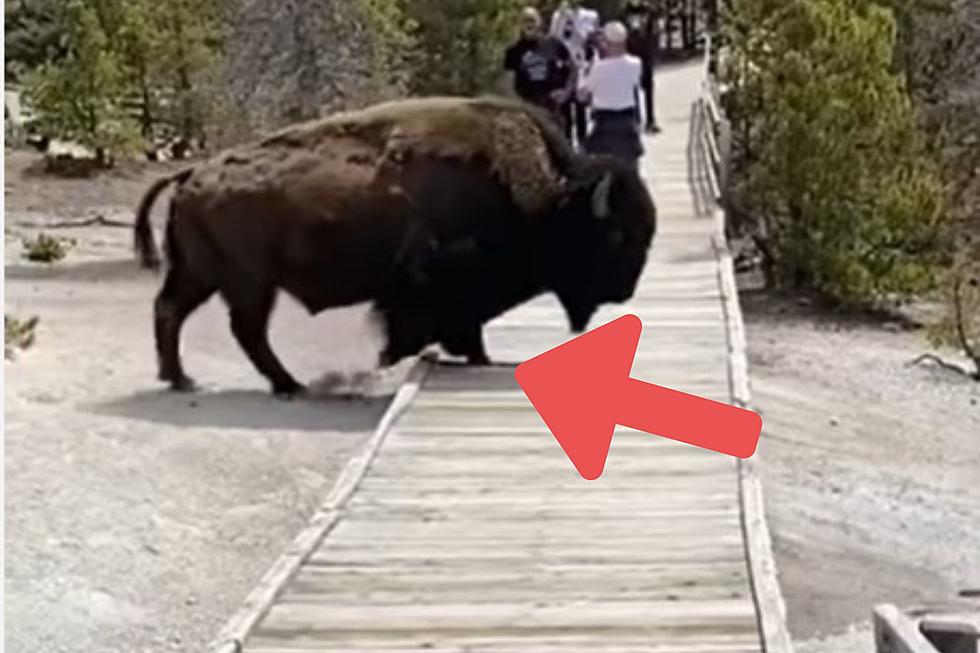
[379,350,410,369]
[273,381,306,400]
[466,353,491,366]
[169,376,198,393]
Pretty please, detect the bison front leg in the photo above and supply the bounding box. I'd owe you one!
[441,322,490,366]
[226,291,305,398]
[376,308,431,369]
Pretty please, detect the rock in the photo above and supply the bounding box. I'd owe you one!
[224,0,404,134]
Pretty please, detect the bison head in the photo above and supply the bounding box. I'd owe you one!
[546,159,656,332]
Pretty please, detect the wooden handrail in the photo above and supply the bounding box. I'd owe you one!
[695,34,732,210]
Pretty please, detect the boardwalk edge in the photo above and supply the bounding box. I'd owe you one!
[208,358,433,653]
[711,206,796,653]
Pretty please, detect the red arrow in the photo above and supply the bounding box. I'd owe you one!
[514,314,762,480]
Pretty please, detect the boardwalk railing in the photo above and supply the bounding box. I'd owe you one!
[693,33,733,214]
[695,33,796,653]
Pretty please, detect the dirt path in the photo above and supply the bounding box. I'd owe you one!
[4,151,408,653]
[742,287,980,653]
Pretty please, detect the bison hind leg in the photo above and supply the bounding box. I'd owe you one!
[224,288,305,399]
[154,268,215,392]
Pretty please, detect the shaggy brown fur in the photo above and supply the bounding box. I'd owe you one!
[136,97,572,270]
[133,96,655,396]
[260,96,567,213]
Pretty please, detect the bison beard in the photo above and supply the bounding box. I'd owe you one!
[133,97,656,397]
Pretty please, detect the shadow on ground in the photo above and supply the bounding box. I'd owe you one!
[5,258,149,283]
[88,388,391,432]
[428,360,523,392]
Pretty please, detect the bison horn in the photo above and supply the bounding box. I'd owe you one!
[591,172,614,219]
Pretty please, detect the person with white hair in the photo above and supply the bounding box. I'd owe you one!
[577,21,645,169]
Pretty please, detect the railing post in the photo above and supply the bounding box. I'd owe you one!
[718,116,732,210]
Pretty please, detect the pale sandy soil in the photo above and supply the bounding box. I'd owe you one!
[6,147,979,653]
[3,150,412,653]
[741,285,980,653]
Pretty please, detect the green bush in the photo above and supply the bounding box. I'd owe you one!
[18,0,224,160]
[5,315,40,360]
[24,0,142,165]
[722,0,947,304]
[22,233,75,263]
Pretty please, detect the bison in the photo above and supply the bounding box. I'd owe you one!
[133,96,656,397]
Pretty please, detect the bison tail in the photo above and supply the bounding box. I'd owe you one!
[134,168,192,270]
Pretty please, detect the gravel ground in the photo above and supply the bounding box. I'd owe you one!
[6,148,979,653]
[4,150,411,653]
[741,286,980,653]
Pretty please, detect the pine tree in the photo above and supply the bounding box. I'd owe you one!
[722,0,947,303]
[152,0,225,146]
[401,0,526,95]
[4,0,68,82]
[24,0,140,165]
[117,0,163,138]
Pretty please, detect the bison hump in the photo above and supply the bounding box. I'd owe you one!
[265,98,568,216]
[486,110,565,215]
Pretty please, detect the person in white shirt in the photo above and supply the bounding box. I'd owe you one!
[549,0,600,146]
[577,21,645,168]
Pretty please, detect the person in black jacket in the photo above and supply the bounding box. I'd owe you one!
[503,7,575,126]
[622,0,661,133]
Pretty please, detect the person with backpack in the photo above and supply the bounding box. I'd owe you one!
[503,7,575,126]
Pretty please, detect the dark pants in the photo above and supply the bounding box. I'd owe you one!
[560,99,589,147]
[585,109,644,166]
[641,65,657,128]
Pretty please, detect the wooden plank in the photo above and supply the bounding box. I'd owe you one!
[280,561,746,600]
[254,598,760,637]
[306,545,747,568]
[248,633,762,653]
[249,645,761,653]
[277,580,752,607]
[209,362,430,653]
[362,447,733,467]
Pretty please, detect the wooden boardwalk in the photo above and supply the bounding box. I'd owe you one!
[212,61,790,653]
